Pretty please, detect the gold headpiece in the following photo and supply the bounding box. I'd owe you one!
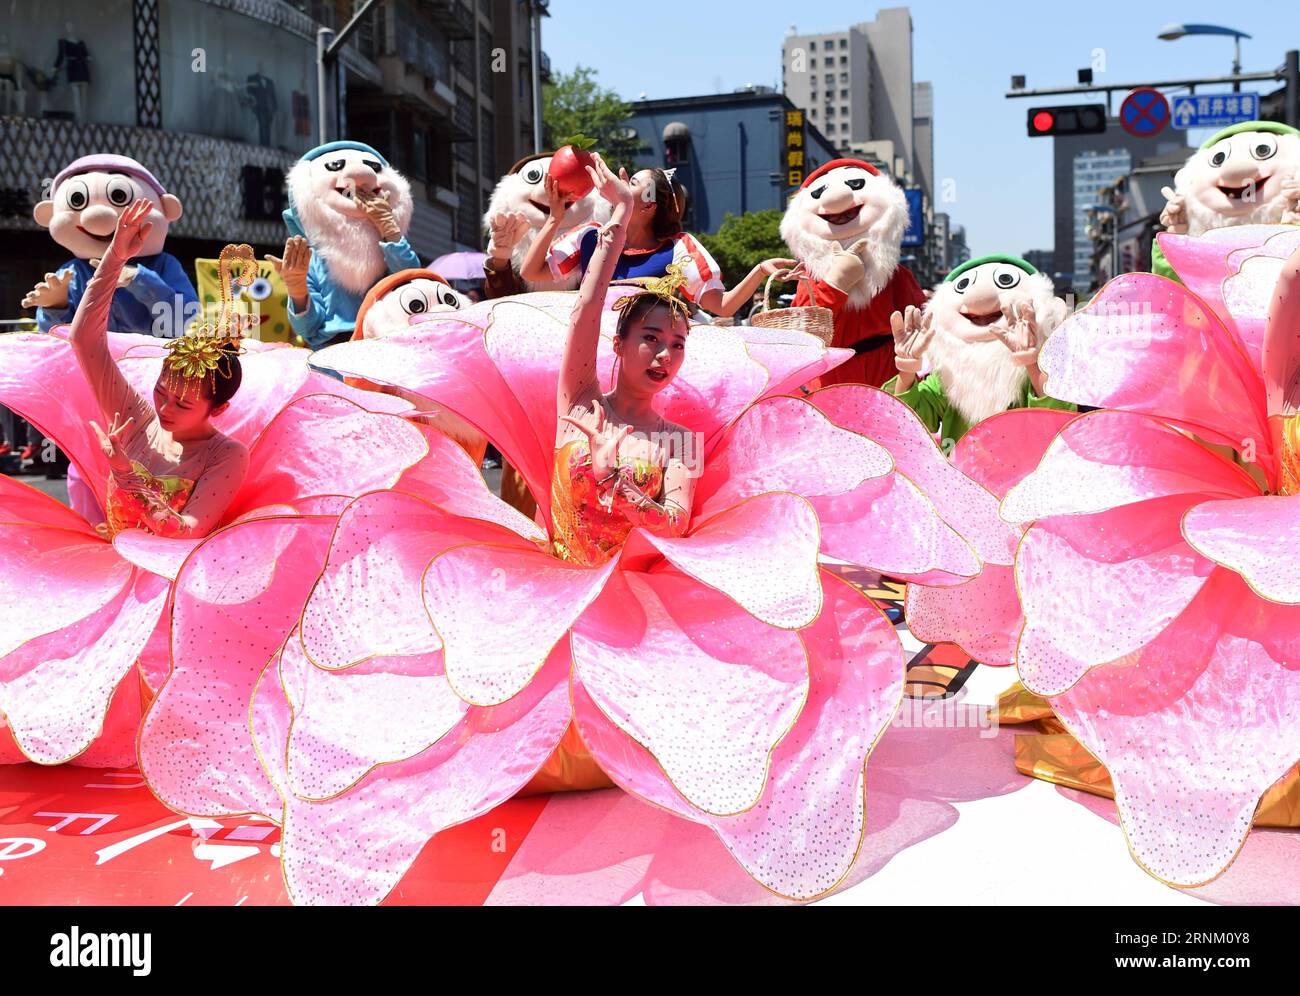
[611,262,692,324]
[167,244,252,392]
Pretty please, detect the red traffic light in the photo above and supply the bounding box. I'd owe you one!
[1026,104,1107,138]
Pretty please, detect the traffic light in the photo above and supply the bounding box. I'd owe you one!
[1027,104,1107,137]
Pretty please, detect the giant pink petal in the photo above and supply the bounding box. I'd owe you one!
[636,492,823,629]
[0,474,96,534]
[226,394,429,520]
[1001,410,1257,524]
[0,570,167,764]
[395,424,547,543]
[1050,571,1300,887]
[692,394,892,520]
[112,532,202,581]
[278,635,468,801]
[0,332,113,506]
[1037,274,1267,457]
[903,408,1079,667]
[571,567,808,817]
[310,324,553,529]
[424,542,617,705]
[574,568,904,899]
[1160,225,1300,373]
[809,384,1020,567]
[734,327,853,401]
[906,566,1022,667]
[299,491,534,670]
[0,525,129,661]
[139,514,334,819]
[1183,494,1300,605]
[951,407,1079,501]
[815,471,981,585]
[1016,495,1216,696]
[258,639,572,906]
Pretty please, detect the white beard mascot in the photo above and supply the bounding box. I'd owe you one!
[272,140,420,349]
[886,254,1074,447]
[1156,121,1300,278]
[481,151,609,298]
[780,158,927,387]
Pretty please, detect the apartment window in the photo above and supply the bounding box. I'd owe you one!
[810,108,817,118]
[840,105,849,118]
[826,106,834,117]
[824,73,833,84]
[839,56,847,66]
[839,38,847,49]
[840,72,848,83]
[809,40,816,50]
[840,89,848,98]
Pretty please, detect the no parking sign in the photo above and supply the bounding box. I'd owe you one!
[1120,87,1170,137]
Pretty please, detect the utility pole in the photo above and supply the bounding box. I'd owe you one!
[316,0,383,144]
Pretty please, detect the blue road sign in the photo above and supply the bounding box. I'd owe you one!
[1171,93,1260,130]
[902,188,925,248]
[1120,88,1170,137]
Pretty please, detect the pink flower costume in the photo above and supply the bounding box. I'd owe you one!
[136,285,1013,905]
[0,252,433,769]
[936,225,1300,887]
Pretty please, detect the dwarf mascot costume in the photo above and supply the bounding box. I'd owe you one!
[780,157,926,387]
[884,254,1074,446]
[1155,120,1300,278]
[282,140,420,348]
[481,150,609,297]
[25,153,197,336]
[347,268,486,466]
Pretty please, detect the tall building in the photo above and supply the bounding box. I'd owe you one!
[1071,148,1131,291]
[625,89,840,235]
[1049,119,1183,293]
[0,0,538,315]
[780,8,931,199]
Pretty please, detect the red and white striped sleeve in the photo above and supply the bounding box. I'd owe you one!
[672,234,725,302]
[546,221,601,281]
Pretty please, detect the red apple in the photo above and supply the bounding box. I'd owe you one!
[549,143,597,201]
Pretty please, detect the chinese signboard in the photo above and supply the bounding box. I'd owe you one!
[784,109,806,189]
[1171,93,1260,130]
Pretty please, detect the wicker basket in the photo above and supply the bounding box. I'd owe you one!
[749,270,835,344]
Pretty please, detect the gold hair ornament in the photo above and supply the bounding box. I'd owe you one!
[611,261,692,325]
[166,243,252,395]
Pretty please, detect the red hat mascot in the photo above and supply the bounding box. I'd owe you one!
[780,158,926,387]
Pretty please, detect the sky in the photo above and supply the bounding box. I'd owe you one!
[540,0,1300,256]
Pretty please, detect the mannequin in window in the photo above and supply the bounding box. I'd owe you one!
[52,22,90,121]
[246,64,277,147]
[0,35,27,117]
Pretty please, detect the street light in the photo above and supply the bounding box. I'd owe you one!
[1158,23,1251,92]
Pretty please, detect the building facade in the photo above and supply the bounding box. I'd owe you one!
[625,88,841,236]
[0,0,538,320]
[1050,118,1184,294]
[780,8,931,199]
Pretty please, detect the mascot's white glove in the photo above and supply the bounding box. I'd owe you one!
[822,238,869,293]
[487,210,530,260]
[991,300,1041,368]
[1281,171,1300,226]
[889,305,934,392]
[21,269,74,310]
[1159,185,1188,234]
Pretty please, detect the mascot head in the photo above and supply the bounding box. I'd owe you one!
[285,141,414,295]
[352,268,467,340]
[923,254,1069,426]
[779,158,909,306]
[1174,121,1300,235]
[482,151,607,290]
[35,154,182,260]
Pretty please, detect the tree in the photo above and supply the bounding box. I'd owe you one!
[543,66,641,174]
[697,209,794,294]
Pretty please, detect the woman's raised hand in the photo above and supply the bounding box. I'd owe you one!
[107,198,154,262]
[560,399,632,480]
[90,410,134,474]
[586,155,634,211]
